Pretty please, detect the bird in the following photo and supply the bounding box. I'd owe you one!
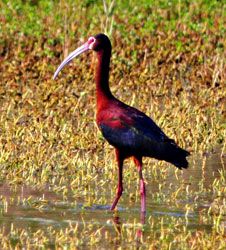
[53,33,190,213]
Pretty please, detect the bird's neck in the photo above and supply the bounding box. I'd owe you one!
[95,49,114,110]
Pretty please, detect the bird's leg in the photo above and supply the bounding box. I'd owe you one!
[134,157,146,213]
[110,149,124,211]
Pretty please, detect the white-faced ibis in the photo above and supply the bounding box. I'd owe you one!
[53,33,190,213]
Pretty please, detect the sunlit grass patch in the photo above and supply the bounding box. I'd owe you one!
[0,0,225,248]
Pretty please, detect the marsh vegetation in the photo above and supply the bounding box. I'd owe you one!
[0,0,225,248]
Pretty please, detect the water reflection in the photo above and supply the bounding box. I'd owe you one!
[0,150,225,237]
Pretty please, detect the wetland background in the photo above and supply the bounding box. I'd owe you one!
[0,0,225,249]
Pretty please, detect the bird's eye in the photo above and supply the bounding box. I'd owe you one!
[88,37,96,50]
[88,37,95,44]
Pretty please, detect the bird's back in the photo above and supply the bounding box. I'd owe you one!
[97,99,190,169]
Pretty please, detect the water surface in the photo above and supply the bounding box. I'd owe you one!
[0,149,225,246]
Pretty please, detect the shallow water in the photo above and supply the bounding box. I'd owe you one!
[0,149,225,245]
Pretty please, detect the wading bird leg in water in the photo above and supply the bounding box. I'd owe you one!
[133,157,146,213]
[111,149,124,210]
[112,215,121,235]
[112,213,145,240]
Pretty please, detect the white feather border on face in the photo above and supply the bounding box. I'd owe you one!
[88,37,96,50]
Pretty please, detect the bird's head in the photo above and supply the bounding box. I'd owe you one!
[53,33,111,79]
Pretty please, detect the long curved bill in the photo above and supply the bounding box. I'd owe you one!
[53,42,90,79]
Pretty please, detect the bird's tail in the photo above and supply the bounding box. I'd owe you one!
[162,142,190,169]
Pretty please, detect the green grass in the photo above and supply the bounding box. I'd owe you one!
[0,0,225,248]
